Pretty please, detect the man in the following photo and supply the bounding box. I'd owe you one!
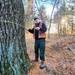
[26,17,47,69]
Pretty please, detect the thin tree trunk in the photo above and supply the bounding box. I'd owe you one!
[0,0,30,75]
[58,22,60,36]
[48,0,57,39]
[35,0,45,23]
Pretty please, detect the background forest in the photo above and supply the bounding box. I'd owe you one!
[23,0,75,37]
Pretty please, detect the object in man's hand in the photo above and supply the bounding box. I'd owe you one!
[35,27,40,30]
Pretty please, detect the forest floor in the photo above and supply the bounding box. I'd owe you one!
[26,33,75,75]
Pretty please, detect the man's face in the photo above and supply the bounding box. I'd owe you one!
[34,18,40,23]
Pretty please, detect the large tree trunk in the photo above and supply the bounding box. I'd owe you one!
[0,0,30,75]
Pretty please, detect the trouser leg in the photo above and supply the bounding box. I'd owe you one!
[34,40,39,60]
[39,39,46,69]
[39,39,45,61]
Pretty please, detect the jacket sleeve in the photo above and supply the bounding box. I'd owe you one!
[28,28,34,34]
[40,23,47,32]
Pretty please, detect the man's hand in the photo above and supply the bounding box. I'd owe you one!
[35,27,40,30]
[25,28,28,30]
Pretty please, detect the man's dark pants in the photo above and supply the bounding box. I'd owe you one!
[34,39,45,61]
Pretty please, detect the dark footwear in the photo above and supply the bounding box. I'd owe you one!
[41,60,44,64]
[31,59,38,62]
[39,60,45,69]
[39,64,45,69]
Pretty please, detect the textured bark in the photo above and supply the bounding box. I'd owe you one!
[0,0,30,75]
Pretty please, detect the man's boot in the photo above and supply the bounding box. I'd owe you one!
[32,58,38,62]
[32,54,38,62]
[39,60,45,69]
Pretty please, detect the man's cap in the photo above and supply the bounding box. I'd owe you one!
[34,17,39,20]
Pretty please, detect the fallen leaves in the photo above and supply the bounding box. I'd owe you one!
[26,34,75,75]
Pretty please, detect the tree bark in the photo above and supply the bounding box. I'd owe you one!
[0,0,30,75]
